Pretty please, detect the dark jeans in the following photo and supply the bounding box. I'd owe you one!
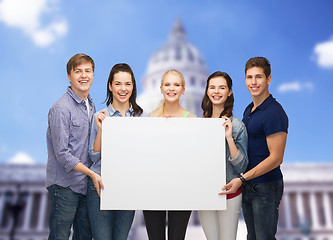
[47,184,92,240]
[86,178,134,240]
[242,179,284,240]
[143,210,191,240]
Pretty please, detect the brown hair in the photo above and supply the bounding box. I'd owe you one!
[245,56,271,78]
[66,53,95,75]
[105,63,143,117]
[201,71,234,118]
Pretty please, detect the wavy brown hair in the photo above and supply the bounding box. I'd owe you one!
[105,63,143,116]
[201,71,234,118]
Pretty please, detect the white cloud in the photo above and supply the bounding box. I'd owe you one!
[0,0,67,47]
[7,152,35,165]
[313,37,333,68]
[277,81,314,93]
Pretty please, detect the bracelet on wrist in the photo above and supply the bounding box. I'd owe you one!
[239,173,246,183]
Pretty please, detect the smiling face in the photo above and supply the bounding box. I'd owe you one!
[160,72,185,103]
[109,71,133,106]
[245,66,271,102]
[207,76,232,107]
[68,62,94,100]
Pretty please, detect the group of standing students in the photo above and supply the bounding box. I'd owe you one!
[46,53,288,240]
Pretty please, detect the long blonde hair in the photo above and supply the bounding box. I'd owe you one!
[150,70,185,117]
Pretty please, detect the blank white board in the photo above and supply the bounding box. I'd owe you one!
[101,117,226,210]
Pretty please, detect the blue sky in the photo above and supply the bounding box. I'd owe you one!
[0,0,332,164]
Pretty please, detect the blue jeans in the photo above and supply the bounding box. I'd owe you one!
[242,179,284,240]
[87,178,135,240]
[47,184,92,240]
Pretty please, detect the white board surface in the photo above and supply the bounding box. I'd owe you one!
[101,117,226,210]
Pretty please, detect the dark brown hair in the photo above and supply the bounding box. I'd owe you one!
[201,71,234,118]
[66,53,95,75]
[105,63,143,116]
[245,57,271,78]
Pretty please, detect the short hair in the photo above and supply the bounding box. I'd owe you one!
[245,57,271,78]
[66,53,95,75]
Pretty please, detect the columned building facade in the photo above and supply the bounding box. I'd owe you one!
[0,164,49,240]
[277,164,333,240]
[1,163,333,240]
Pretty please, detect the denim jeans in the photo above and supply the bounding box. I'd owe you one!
[242,179,284,240]
[87,178,135,240]
[47,184,92,240]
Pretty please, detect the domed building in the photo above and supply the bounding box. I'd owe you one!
[138,19,209,116]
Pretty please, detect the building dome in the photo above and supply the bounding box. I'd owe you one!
[138,19,209,116]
